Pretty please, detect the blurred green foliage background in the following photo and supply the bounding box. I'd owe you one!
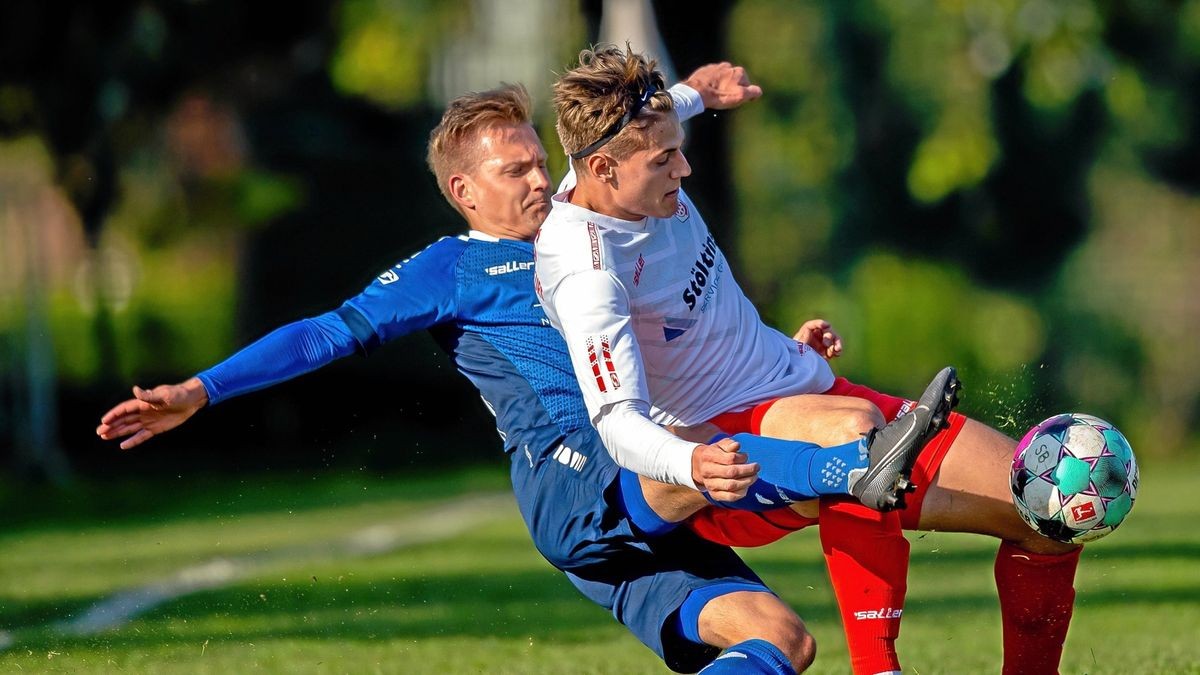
[1,0,1197,484]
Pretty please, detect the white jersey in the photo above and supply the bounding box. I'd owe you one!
[535,189,834,485]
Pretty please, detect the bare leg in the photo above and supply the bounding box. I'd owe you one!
[916,419,1077,554]
[759,394,885,446]
[698,591,817,672]
[640,475,710,522]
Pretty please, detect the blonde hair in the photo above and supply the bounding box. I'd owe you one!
[426,84,533,212]
[553,44,674,162]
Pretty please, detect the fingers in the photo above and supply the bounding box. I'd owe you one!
[822,330,844,358]
[134,385,167,406]
[793,318,828,341]
[100,399,149,425]
[704,465,759,500]
[97,420,143,440]
[712,437,741,454]
[120,428,155,450]
[698,451,757,481]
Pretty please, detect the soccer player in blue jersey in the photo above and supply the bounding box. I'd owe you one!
[97,64,881,675]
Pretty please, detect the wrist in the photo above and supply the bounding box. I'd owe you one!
[181,377,210,407]
[689,443,706,488]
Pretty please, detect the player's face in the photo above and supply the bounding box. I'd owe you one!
[609,114,691,220]
[462,123,551,240]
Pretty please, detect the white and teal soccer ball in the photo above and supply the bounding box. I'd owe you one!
[1010,413,1139,544]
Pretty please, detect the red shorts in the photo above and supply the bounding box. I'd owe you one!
[688,377,967,547]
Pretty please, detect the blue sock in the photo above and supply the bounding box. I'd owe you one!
[703,433,866,511]
[616,468,678,537]
[699,638,797,675]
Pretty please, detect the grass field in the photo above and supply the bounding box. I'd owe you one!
[1,456,1198,674]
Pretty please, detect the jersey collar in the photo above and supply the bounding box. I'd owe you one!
[550,189,652,233]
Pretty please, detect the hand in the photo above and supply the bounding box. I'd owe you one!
[96,378,209,450]
[794,318,843,360]
[681,62,763,110]
[691,436,759,501]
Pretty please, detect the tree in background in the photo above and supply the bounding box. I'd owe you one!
[726,0,1200,454]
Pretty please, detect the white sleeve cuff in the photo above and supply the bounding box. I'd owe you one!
[595,399,699,490]
[668,83,705,123]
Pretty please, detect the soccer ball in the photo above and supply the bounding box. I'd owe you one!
[1010,413,1139,544]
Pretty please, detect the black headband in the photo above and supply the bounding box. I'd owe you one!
[569,84,660,160]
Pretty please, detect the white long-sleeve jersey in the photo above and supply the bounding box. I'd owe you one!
[534,189,835,487]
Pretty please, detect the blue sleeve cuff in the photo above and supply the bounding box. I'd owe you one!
[336,304,381,355]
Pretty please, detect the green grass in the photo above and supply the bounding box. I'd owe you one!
[1,458,1198,673]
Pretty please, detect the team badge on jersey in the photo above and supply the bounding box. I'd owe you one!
[675,201,690,221]
[662,317,697,342]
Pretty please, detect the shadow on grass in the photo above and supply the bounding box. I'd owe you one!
[6,545,1198,656]
[8,569,621,651]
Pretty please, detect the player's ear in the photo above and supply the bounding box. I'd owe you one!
[448,174,474,211]
[585,153,617,184]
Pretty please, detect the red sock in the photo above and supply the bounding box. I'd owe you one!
[994,542,1081,675]
[820,498,908,675]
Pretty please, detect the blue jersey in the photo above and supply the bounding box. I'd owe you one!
[199,232,644,570]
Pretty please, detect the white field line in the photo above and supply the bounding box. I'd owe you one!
[0,492,514,646]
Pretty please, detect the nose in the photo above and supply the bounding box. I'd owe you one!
[531,166,551,191]
[673,151,692,179]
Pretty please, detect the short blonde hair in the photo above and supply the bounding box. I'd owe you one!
[426,84,533,212]
[553,44,674,162]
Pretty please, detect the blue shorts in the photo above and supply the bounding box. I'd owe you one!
[512,428,771,672]
[565,526,770,673]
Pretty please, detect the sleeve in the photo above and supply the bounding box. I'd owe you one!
[669,83,705,122]
[551,270,698,489]
[339,238,461,352]
[197,238,462,405]
[196,311,358,405]
[596,400,700,489]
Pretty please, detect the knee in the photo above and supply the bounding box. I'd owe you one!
[759,613,817,672]
[1009,534,1082,557]
[699,591,817,672]
[779,622,817,672]
[842,401,885,437]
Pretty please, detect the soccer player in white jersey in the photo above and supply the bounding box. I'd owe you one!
[537,45,1086,675]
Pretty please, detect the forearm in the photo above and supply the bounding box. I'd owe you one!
[595,399,700,489]
[196,311,358,405]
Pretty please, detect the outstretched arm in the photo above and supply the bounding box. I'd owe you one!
[96,238,462,450]
[96,310,360,449]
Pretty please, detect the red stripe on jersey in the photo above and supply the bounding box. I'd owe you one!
[600,337,620,390]
[586,337,607,393]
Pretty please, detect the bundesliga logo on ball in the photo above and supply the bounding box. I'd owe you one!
[1010,413,1139,544]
